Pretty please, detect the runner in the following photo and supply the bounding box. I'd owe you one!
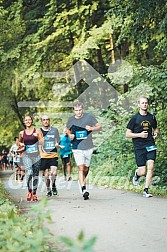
[7,152,13,170]
[126,96,159,197]
[66,101,101,200]
[40,115,60,197]
[1,149,8,171]
[10,137,25,182]
[18,115,43,202]
[59,128,72,181]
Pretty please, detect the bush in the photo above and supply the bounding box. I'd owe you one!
[0,182,53,252]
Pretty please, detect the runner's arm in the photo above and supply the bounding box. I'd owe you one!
[17,131,25,152]
[85,122,101,131]
[36,128,44,145]
[153,128,159,140]
[66,128,75,140]
[126,129,148,139]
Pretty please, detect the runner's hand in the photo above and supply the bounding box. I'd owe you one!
[140,131,148,138]
[153,132,158,140]
[85,125,93,131]
[69,134,75,140]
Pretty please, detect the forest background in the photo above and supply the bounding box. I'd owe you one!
[0,0,167,195]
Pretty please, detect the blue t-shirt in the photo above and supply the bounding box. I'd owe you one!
[59,135,72,157]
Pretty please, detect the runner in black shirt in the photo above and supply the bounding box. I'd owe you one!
[126,97,159,197]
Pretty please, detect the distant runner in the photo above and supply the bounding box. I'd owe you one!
[59,128,72,181]
[10,137,25,182]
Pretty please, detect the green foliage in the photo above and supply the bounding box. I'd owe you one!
[91,124,135,176]
[107,0,167,64]
[90,62,167,194]
[0,186,54,252]
[60,230,97,252]
[0,182,97,251]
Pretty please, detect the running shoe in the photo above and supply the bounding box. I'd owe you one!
[143,190,153,198]
[67,176,72,181]
[27,191,32,202]
[46,191,52,197]
[132,171,140,186]
[32,194,38,202]
[83,190,89,200]
[52,187,58,195]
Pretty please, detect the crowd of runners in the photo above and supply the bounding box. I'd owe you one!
[0,102,101,202]
[0,97,159,201]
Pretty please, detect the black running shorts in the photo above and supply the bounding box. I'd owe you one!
[134,148,156,167]
[40,157,58,170]
[60,154,71,165]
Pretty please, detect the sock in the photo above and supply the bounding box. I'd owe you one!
[144,188,148,192]
[81,185,86,192]
[135,171,140,179]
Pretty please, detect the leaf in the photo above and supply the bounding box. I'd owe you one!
[59,236,74,247]
[83,236,97,251]
[78,230,84,241]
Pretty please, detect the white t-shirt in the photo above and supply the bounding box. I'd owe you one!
[10,144,21,163]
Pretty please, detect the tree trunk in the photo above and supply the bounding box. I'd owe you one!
[96,47,107,74]
[109,34,115,64]
[11,96,25,127]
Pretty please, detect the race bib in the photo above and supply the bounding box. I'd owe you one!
[76,130,87,140]
[63,154,68,158]
[44,141,55,149]
[26,144,38,153]
[146,145,157,152]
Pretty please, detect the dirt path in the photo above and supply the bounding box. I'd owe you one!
[1,170,167,252]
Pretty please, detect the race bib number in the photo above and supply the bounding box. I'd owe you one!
[63,154,68,158]
[44,141,55,149]
[76,130,87,140]
[26,144,38,153]
[146,145,157,152]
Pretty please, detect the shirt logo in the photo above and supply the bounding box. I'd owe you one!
[141,120,150,131]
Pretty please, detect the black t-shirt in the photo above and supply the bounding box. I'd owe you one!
[127,112,157,150]
[66,113,98,150]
